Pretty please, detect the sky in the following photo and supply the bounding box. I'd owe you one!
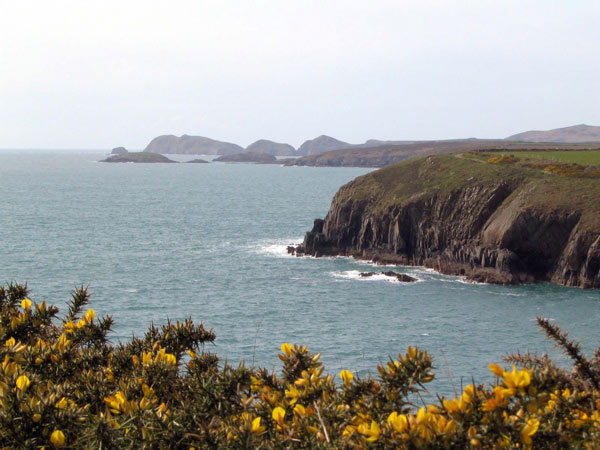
[1,0,599,149]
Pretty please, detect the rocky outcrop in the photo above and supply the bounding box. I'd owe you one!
[293,156,600,288]
[100,152,177,163]
[214,152,277,163]
[144,135,243,155]
[186,158,209,163]
[111,147,128,155]
[245,140,295,156]
[359,271,417,282]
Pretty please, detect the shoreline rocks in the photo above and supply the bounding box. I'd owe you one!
[359,271,417,282]
[290,156,600,288]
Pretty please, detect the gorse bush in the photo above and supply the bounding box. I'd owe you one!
[1,283,599,448]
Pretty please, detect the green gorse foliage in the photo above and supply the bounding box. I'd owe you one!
[1,283,599,448]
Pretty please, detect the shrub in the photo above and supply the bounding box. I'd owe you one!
[1,283,599,448]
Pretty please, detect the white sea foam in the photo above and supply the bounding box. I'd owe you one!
[330,270,422,283]
[253,238,303,258]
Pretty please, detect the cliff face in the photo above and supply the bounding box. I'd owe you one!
[295,155,600,288]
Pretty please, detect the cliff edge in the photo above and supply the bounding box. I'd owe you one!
[293,154,600,288]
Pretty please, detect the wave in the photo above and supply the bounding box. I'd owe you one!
[251,238,303,259]
[330,270,423,284]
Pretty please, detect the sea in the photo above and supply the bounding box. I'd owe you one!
[1,149,599,398]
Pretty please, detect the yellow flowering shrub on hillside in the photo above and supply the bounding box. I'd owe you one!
[1,283,599,448]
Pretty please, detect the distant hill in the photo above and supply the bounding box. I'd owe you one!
[506,124,600,143]
[296,135,417,156]
[245,139,295,156]
[111,146,128,155]
[144,135,243,155]
[296,135,352,156]
[288,139,600,168]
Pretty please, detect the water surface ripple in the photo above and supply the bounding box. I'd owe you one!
[1,150,599,396]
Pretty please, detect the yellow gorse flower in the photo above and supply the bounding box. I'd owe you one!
[16,375,30,391]
[358,420,381,442]
[84,309,95,322]
[387,411,408,433]
[339,369,353,386]
[21,298,32,310]
[521,418,540,446]
[50,429,66,447]
[504,366,531,390]
[294,403,306,416]
[55,397,68,409]
[251,417,265,434]
[280,343,292,357]
[272,406,285,424]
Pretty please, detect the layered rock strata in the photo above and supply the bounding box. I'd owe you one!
[292,156,600,288]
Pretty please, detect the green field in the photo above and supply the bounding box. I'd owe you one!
[511,150,600,166]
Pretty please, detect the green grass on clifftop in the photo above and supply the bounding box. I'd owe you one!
[338,154,600,230]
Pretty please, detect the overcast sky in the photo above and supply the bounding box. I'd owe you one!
[1,1,599,149]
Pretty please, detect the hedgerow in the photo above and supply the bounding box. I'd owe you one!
[1,283,599,448]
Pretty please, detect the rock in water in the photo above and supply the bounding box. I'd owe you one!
[359,271,417,282]
[214,152,277,163]
[100,152,177,163]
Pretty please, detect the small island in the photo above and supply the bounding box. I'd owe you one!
[213,152,277,163]
[186,158,209,164]
[100,152,177,163]
[110,146,128,155]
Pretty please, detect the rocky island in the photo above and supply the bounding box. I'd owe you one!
[100,152,177,163]
[144,135,243,155]
[214,152,277,163]
[245,139,296,156]
[291,153,600,288]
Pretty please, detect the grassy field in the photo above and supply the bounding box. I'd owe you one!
[509,150,600,166]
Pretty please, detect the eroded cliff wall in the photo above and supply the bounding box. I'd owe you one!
[296,156,600,288]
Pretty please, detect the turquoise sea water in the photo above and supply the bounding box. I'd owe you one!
[1,150,599,397]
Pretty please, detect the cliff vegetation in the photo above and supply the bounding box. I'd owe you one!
[296,153,600,288]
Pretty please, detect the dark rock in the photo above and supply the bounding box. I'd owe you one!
[111,146,128,155]
[187,158,209,163]
[359,271,417,282]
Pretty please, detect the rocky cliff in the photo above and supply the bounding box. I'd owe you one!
[293,155,600,288]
